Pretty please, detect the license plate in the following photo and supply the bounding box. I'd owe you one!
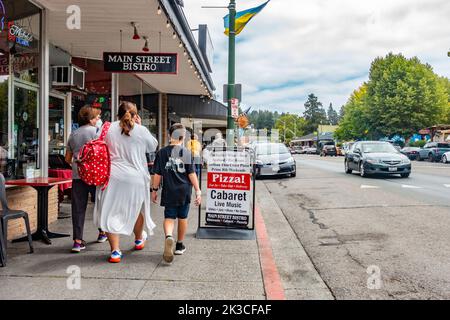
[388,167,397,172]
[272,166,280,172]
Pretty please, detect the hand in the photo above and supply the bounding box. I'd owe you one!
[151,191,158,204]
[134,114,142,125]
[194,195,202,206]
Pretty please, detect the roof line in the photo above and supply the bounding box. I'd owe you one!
[160,0,216,94]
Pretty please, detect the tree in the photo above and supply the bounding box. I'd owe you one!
[338,105,345,122]
[335,84,371,141]
[303,93,327,133]
[366,53,448,138]
[274,114,306,144]
[327,103,339,125]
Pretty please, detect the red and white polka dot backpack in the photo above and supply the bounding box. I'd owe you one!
[77,122,111,190]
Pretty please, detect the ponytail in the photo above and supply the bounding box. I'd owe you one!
[118,101,138,136]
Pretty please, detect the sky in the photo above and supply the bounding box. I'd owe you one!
[183,0,450,114]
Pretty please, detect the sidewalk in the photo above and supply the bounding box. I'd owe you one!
[0,180,333,300]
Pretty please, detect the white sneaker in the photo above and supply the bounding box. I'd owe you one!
[163,236,174,263]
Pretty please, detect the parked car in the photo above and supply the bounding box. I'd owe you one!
[442,151,450,163]
[255,143,296,178]
[400,147,421,160]
[320,145,337,157]
[304,147,317,154]
[344,141,411,178]
[417,142,450,162]
[341,142,354,156]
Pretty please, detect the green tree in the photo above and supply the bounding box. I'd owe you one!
[274,113,306,143]
[303,93,327,133]
[327,103,339,125]
[334,84,370,141]
[366,53,448,138]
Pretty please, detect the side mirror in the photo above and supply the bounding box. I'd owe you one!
[354,148,361,154]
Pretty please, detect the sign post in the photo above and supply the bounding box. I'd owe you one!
[197,147,256,240]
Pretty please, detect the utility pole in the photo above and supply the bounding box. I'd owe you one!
[226,0,237,146]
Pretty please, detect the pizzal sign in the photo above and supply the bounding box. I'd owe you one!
[103,52,177,74]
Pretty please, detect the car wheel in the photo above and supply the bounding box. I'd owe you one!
[359,162,367,177]
[443,155,448,164]
[428,154,435,162]
[401,173,410,178]
[345,160,352,174]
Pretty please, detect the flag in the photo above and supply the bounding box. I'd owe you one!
[224,1,270,36]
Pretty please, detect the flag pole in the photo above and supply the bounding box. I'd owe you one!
[227,0,237,146]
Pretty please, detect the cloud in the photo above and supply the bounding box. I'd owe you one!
[184,0,450,114]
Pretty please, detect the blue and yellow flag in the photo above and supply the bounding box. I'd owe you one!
[224,1,270,36]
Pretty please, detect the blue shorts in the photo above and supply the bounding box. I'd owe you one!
[164,203,190,220]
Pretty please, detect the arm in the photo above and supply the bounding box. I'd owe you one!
[151,174,162,203]
[188,172,202,206]
[65,151,73,165]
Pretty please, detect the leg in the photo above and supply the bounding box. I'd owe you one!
[176,203,190,242]
[133,213,144,240]
[177,219,188,242]
[71,180,90,242]
[163,218,175,237]
[107,233,120,252]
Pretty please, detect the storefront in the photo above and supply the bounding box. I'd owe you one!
[1,0,219,240]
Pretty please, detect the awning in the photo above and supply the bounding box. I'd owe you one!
[38,0,214,96]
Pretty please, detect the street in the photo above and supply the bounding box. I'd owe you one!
[259,154,450,299]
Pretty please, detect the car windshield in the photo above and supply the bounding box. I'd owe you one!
[256,144,290,155]
[361,143,398,153]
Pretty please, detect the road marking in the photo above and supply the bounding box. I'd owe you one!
[444,184,450,188]
[360,185,380,189]
[401,185,422,189]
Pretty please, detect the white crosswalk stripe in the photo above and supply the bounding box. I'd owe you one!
[401,185,422,189]
[360,185,380,189]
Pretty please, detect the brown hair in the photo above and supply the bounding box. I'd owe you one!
[169,123,186,141]
[118,101,138,136]
[78,105,101,126]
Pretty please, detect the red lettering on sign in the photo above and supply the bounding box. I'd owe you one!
[207,172,251,191]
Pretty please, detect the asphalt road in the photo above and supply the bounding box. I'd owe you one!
[260,154,450,299]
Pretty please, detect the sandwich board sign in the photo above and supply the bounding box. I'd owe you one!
[197,147,255,240]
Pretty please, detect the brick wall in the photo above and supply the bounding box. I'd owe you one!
[3,186,59,240]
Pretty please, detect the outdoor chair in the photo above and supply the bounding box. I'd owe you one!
[0,173,34,265]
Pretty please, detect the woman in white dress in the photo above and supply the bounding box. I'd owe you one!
[94,101,158,263]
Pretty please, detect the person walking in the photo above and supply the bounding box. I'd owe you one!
[94,101,158,263]
[187,133,202,178]
[65,105,107,253]
[151,123,202,263]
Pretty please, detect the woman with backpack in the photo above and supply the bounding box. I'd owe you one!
[93,101,158,263]
[66,105,107,253]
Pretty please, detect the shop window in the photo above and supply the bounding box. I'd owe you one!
[0,1,41,179]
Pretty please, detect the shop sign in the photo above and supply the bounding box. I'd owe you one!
[8,22,34,47]
[0,54,38,75]
[231,98,239,119]
[103,52,177,74]
[0,55,8,75]
[206,149,252,228]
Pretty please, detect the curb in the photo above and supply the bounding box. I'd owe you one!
[255,205,286,300]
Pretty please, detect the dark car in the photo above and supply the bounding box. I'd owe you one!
[320,145,337,157]
[400,147,421,160]
[344,141,411,178]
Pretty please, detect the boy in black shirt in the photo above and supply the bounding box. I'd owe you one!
[152,123,202,263]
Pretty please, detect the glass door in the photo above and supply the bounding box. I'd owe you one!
[49,94,66,156]
[12,80,39,179]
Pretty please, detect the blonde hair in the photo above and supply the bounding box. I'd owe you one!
[118,101,138,136]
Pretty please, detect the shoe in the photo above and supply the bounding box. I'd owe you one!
[163,236,174,263]
[174,242,186,255]
[109,250,123,263]
[97,232,108,243]
[134,230,148,250]
[71,241,86,253]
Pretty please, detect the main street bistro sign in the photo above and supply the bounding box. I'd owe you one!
[103,52,177,74]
